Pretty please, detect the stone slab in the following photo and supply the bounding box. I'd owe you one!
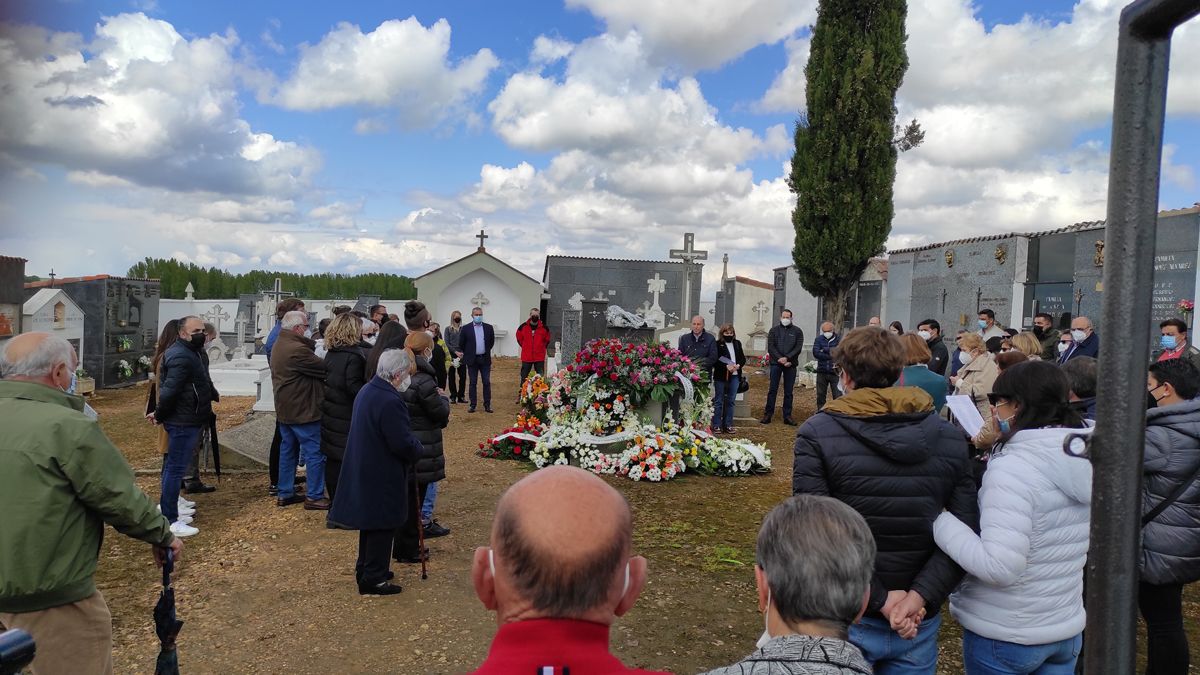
[253,371,275,412]
[217,411,275,467]
[209,359,270,396]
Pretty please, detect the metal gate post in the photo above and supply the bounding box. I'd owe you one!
[1087,1,1199,673]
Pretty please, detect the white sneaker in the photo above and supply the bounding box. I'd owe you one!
[159,504,196,517]
[169,521,199,537]
[178,496,196,509]
[173,514,193,525]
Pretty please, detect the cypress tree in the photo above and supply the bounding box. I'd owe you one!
[791,0,912,328]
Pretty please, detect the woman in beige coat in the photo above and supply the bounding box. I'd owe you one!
[951,333,1000,450]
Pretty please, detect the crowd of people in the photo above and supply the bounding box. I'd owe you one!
[4,297,1200,674]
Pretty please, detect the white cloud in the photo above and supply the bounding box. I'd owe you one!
[757,37,809,113]
[308,200,362,230]
[461,162,539,213]
[531,35,573,65]
[268,17,499,129]
[566,0,816,70]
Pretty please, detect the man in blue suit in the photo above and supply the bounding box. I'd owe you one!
[458,306,495,413]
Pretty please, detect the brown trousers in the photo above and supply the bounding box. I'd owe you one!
[0,591,114,675]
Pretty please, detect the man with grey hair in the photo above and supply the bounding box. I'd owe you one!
[0,333,181,675]
[1062,356,1097,421]
[270,310,329,509]
[702,495,874,674]
[328,348,425,595]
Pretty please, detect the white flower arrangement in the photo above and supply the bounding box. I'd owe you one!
[137,355,152,368]
[115,359,133,379]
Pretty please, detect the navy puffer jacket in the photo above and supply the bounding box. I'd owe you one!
[1142,398,1200,585]
[793,386,979,620]
[400,356,450,485]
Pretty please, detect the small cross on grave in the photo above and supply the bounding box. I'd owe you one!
[647,273,666,309]
[235,312,249,345]
[471,291,490,308]
[752,300,770,329]
[202,304,230,334]
[637,300,652,317]
[476,229,489,251]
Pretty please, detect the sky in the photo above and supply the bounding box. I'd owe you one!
[0,0,1197,298]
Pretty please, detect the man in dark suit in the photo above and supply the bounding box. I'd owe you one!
[678,315,718,381]
[459,306,495,413]
[1058,316,1099,363]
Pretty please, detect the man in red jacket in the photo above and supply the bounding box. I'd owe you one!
[469,466,667,675]
[515,308,552,392]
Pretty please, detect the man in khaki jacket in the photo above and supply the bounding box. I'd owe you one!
[0,333,181,675]
[270,310,329,509]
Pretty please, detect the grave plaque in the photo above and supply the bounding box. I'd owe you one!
[581,298,610,345]
[561,308,582,362]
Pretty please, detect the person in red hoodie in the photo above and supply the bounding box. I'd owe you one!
[515,307,552,391]
[469,466,669,675]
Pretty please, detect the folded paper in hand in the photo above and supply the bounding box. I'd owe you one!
[946,395,985,438]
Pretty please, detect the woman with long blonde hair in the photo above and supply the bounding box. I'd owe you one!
[320,314,370,499]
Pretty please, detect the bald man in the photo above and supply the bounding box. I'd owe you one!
[1059,316,1100,363]
[470,466,667,675]
[0,333,180,675]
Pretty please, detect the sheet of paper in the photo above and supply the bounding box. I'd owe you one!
[946,395,986,438]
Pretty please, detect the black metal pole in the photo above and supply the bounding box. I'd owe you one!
[1086,1,1199,673]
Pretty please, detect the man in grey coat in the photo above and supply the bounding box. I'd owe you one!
[701,494,873,675]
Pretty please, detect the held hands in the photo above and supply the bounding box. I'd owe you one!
[153,537,184,568]
[884,590,927,640]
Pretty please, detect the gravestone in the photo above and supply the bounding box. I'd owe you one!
[206,336,230,364]
[581,298,609,345]
[561,308,582,362]
[353,295,382,315]
[209,356,270,397]
[253,369,275,413]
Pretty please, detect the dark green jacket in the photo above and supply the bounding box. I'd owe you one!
[1038,328,1062,361]
[0,380,173,613]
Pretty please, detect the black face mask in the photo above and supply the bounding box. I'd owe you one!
[530,317,539,325]
[1032,326,1045,338]
[453,318,461,324]
[189,333,206,348]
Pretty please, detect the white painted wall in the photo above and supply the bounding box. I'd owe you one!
[439,268,522,357]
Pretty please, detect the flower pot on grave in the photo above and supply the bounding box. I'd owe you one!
[76,377,95,396]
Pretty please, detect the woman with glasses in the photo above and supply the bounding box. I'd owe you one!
[712,323,745,434]
[933,360,1092,674]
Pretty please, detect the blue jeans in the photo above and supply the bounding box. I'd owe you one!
[279,422,325,500]
[161,424,200,522]
[849,613,942,675]
[712,375,739,429]
[422,480,439,524]
[962,630,1082,675]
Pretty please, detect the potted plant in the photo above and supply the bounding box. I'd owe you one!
[75,367,95,396]
[136,355,152,373]
[115,359,133,380]
[116,336,133,353]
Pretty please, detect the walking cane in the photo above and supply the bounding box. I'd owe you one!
[413,472,428,580]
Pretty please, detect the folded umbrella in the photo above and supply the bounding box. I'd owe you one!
[153,550,183,675]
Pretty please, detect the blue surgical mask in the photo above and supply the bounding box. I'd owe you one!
[978,319,988,329]
[998,415,1013,434]
[1161,335,1179,350]
[473,315,483,324]
[67,371,78,395]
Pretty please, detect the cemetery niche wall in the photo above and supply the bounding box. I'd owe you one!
[0,255,27,342]
[24,275,161,389]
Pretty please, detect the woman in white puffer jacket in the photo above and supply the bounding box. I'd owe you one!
[933,360,1092,674]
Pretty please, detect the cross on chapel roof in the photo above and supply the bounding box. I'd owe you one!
[476,229,489,252]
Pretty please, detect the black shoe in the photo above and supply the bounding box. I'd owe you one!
[468,407,476,413]
[395,548,430,564]
[485,407,494,413]
[268,484,279,496]
[783,418,798,426]
[304,497,331,511]
[184,480,216,494]
[423,521,450,538]
[276,494,305,507]
[759,417,772,425]
[295,475,307,485]
[358,581,403,596]
[723,427,735,434]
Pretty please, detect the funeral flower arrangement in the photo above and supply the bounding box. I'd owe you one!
[480,339,771,482]
[1180,299,1194,315]
[115,359,133,379]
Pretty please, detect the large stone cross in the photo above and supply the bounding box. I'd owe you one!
[752,300,770,328]
[471,291,490,308]
[647,273,666,309]
[261,277,293,306]
[202,304,231,334]
[669,233,708,320]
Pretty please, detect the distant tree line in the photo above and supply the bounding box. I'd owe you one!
[125,257,416,300]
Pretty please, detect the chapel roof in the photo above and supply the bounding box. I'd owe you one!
[414,249,542,286]
[24,274,160,289]
[732,276,774,291]
[23,288,76,315]
[0,255,28,264]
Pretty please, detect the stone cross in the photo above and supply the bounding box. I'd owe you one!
[235,312,249,346]
[184,282,195,301]
[669,233,708,320]
[471,291,490,308]
[202,304,231,334]
[476,229,489,251]
[261,277,293,306]
[752,300,770,328]
[647,273,666,309]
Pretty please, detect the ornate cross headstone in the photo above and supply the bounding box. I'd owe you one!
[261,278,293,306]
[752,300,770,329]
[184,282,195,301]
[647,273,666,309]
[669,233,708,320]
[202,304,230,334]
[471,291,490,308]
[235,312,249,346]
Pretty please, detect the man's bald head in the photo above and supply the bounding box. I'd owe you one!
[491,466,632,617]
[0,333,76,389]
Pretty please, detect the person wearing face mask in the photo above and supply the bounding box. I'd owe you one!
[445,311,466,404]
[712,323,746,434]
[1141,358,1200,675]
[1031,313,1061,361]
[516,308,552,395]
[468,465,662,674]
[1056,331,1074,360]
[898,334,947,413]
[270,310,329,510]
[180,322,220,496]
[150,316,218,537]
[460,306,496,413]
[1153,318,1200,372]
[701,495,874,675]
[812,321,842,410]
[1058,317,1099,363]
[0,333,183,675]
[916,320,949,376]
[933,361,1091,674]
[327,348,425,595]
[950,334,1000,454]
[396,332,451,563]
[762,309,805,425]
[319,314,370,500]
[360,318,379,349]
[976,309,1007,341]
[263,298,306,498]
[793,327,978,673]
[403,301,446,392]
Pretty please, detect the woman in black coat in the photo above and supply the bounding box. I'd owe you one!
[712,322,746,434]
[320,314,368,500]
[393,332,450,563]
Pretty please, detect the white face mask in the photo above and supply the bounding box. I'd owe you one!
[959,352,974,366]
[822,331,833,339]
[394,376,411,393]
[303,328,313,339]
[837,374,848,395]
[423,349,433,361]
[365,335,377,346]
[780,318,792,327]
[755,589,773,649]
[1071,329,1088,342]
[1058,342,1070,353]
[917,330,932,341]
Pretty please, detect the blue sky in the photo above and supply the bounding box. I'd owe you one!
[0,0,1196,296]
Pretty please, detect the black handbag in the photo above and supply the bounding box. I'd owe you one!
[737,376,750,394]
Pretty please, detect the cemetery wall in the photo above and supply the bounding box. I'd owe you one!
[0,256,26,341]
